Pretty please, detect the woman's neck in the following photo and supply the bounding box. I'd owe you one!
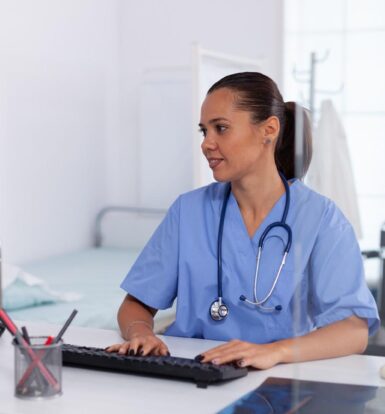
[231,168,286,237]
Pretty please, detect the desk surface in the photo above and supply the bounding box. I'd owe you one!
[1,321,385,414]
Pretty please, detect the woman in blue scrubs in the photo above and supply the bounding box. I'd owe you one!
[107,72,379,369]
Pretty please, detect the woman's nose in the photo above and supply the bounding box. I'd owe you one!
[201,134,218,152]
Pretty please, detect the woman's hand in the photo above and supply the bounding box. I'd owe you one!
[197,339,284,370]
[197,316,368,369]
[106,333,170,357]
[107,321,169,356]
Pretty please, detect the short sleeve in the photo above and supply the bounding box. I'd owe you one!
[309,204,380,336]
[120,197,180,310]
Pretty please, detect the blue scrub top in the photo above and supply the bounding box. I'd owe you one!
[120,180,380,343]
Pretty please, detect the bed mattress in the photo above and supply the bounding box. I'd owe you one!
[8,247,175,333]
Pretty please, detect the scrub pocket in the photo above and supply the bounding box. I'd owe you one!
[264,266,308,338]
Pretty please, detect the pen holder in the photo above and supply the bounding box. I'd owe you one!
[13,336,63,399]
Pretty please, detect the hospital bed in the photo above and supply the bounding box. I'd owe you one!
[5,206,176,334]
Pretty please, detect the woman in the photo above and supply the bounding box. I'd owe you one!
[107,72,379,369]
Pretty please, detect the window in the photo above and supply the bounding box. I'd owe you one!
[284,0,385,255]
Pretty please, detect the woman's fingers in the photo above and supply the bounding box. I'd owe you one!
[105,343,129,353]
[198,340,282,370]
[199,340,264,366]
[158,343,170,356]
[200,339,247,362]
[118,341,132,355]
[106,336,170,357]
[206,348,252,365]
[141,337,162,356]
[212,350,250,365]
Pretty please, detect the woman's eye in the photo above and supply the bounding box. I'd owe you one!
[198,128,207,137]
[216,125,227,134]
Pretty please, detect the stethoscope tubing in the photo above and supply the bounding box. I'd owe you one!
[211,171,292,319]
[217,184,232,300]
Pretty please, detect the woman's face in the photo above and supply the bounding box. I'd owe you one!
[200,87,272,183]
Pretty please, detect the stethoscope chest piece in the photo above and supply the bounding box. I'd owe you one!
[210,299,229,321]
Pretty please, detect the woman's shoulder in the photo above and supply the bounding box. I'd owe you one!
[178,182,227,204]
[294,180,352,231]
[165,182,228,223]
[165,182,226,216]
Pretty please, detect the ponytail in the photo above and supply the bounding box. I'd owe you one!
[275,102,312,179]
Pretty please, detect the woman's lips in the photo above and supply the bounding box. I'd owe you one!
[208,158,223,169]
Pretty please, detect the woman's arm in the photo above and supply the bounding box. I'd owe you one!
[277,315,368,364]
[118,294,156,340]
[106,294,170,356]
[199,315,368,369]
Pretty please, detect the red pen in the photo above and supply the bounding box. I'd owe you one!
[44,336,54,346]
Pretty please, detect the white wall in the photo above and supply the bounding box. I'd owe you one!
[0,0,120,263]
[0,0,283,264]
[108,0,284,206]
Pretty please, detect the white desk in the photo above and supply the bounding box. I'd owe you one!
[1,322,385,414]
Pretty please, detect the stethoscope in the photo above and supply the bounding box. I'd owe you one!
[210,171,292,321]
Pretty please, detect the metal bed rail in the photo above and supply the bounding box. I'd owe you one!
[93,206,167,248]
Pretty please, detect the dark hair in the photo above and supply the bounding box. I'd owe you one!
[207,72,312,179]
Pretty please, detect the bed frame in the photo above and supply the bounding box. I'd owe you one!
[93,206,167,248]
[92,205,174,333]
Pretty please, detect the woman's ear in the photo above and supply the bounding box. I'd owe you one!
[262,116,280,143]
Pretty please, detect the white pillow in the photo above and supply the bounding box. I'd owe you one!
[2,263,81,311]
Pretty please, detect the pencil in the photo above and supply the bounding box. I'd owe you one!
[53,309,78,343]
[21,326,31,345]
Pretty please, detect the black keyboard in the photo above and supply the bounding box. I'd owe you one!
[62,344,248,388]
